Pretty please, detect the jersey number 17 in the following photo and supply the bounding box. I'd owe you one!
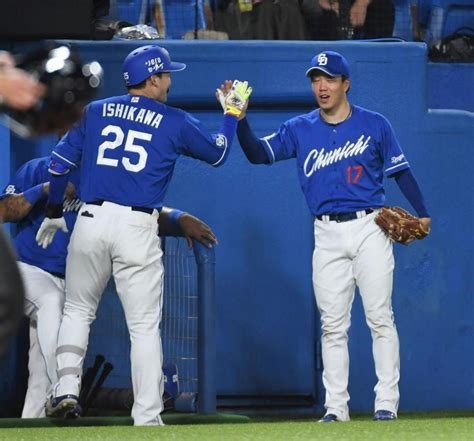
[347,165,363,184]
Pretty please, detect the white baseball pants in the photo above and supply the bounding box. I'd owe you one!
[54,202,164,426]
[313,210,400,421]
[19,261,65,418]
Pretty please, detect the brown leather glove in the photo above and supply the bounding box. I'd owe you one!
[375,206,430,244]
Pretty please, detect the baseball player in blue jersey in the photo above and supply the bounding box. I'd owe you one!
[0,157,80,418]
[35,45,251,425]
[0,155,217,418]
[232,51,431,422]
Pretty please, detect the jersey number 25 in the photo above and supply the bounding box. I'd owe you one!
[97,125,150,172]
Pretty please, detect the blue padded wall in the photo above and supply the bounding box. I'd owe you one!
[1,40,473,412]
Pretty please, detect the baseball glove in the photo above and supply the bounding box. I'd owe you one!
[375,206,430,244]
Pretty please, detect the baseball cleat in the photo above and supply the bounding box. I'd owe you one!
[318,413,338,423]
[45,394,82,418]
[373,409,397,421]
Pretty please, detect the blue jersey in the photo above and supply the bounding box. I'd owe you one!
[52,94,236,209]
[1,157,81,275]
[260,105,410,216]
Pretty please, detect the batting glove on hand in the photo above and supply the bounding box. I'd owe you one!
[36,217,68,249]
[216,80,252,117]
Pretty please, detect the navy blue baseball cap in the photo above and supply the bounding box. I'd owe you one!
[305,51,350,78]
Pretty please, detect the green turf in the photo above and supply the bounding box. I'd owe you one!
[0,411,472,441]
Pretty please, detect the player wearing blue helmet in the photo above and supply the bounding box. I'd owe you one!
[0,154,217,418]
[229,51,431,422]
[35,45,251,425]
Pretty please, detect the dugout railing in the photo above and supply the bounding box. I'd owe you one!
[85,236,216,415]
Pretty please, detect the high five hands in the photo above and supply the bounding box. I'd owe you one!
[216,80,252,120]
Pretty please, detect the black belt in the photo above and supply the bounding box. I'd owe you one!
[316,209,374,223]
[46,270,65,279]
[88,200,154,215]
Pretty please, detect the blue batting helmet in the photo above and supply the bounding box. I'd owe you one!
[122,45,186,87]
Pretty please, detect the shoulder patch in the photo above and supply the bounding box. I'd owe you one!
[391,154,405,164]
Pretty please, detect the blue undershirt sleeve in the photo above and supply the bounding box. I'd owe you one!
[237,118,271,164]
[47,174,69,206]
[393,169,430,217]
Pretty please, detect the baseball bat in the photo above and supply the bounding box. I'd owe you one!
[79,354,105,406]
[83,362,114,415]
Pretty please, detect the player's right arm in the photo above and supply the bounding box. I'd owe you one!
[45,111,87,209]
[36,112,87,249]
[216,82,296,164]
[237,117,298,165]
[237,118,272,164]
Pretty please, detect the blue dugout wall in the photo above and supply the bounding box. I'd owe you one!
[1,41,473,413]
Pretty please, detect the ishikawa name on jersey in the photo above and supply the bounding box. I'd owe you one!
[260,105,410,216]
[51,94,235,210]
[1,158,81,275]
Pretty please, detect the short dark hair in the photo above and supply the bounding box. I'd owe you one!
[310,72,347,82]
[127,73,163,90]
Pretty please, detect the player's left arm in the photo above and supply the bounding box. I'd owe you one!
[0,183,48,223]
[159,207,217,249]
[177,113,237,167]
[177,80,252,167]
[0,160,50,223]
[393,169,431,233]
[381,116,431,233]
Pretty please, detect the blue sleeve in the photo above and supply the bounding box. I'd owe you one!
[393,169,430,218]
[177,113,238,167]
[47,173,69,206]
[237,118,271,164]
[260,120,298,163]
[1,160,43,198]
[379,116,410,176]
[51,107,88,169]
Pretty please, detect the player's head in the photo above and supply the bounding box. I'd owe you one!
[123,46,186,99]
[306,51,350,111]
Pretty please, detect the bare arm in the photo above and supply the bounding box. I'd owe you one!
[0,183,48,223]
[159,207,218,249]
[350,0,371,28]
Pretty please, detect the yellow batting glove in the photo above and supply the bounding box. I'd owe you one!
[224,80,252,117]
